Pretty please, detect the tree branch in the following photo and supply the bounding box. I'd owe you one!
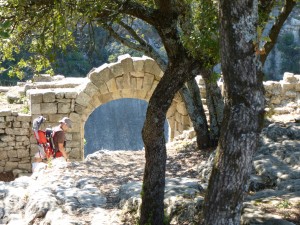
[260,0,296,65]
[105,22,167,70]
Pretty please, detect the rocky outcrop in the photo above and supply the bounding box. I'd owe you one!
[197,121,300,225]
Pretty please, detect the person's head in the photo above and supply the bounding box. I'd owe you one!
[59,117,72,131]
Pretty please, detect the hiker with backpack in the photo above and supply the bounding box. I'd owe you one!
[32,116,72,172]
[51,117,72,162]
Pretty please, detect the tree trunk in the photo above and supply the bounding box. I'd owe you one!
[140,55,201,225]
[202,0,265,224]
[202,74,224,147]
[180,79,210,149]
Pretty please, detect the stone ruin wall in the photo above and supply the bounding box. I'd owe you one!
[0,58,299,175]
[197,72,300,117]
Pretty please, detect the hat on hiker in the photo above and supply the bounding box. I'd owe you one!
[59,117,72,128]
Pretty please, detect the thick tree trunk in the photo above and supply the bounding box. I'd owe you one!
[202,0,265,224]
[180,79,210,149]
[140,56,201,225]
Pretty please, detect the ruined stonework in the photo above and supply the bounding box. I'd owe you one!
[0,55,299,174]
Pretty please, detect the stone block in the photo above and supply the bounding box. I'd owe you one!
[0,142,8,147]
[69,148,81,159]
[17,149,30,158]
[0,109,12,116]
[143,73,154,90]
[8,141,15,146]
[69,113,82,123]
[68,122,80,132]
[67,141,80,148]
[64,91,78,99]
[84,82,100,97]
[132,57,145,72]
[110,61,124,77]
[106,79,118,92]
[40,103,58,114]
[111,90,122,100]
[30,93,43,104]
[71,132,81,141]
[134,90,148,100]
[90,95,102,108]
[122,73,131,89]
[6,128,29,136]
[99,83,109,94]
[270,97,281,105]
[48,114,66,123]
[43,92,56,102]
[5,161,18,171]
[167,105,177,118]
[90,66,114,88]
[280,81,295,92]
[17,113,32,122]
[0,122,6,129]
[74,104,85,114]
[181,115,191,126]
[21,122,30,129]
[0,151,8,160]
[0,117,4,122]
[15,136,28,142]
[115,76,124,89]
[1,135,15,142]
[119,54,134,74]
[6,116,14,122]
[285,91,297,98]
[18,163,32,171]
[30,104,41,114]
[13,121,21,128]
[58,102,71,114]
[175,112,181,122]
[99,92,113,104]
[55,92,64,99]
[136,78,144,90]
[176,102,188,116]
[121,89,133,98]
[130,77,137,89]
[273,107,292,114]
[75,92,91,107]
[295,82,300,92]
[143,56,156,73]
[151,62,163,79]
[283,72,298,83]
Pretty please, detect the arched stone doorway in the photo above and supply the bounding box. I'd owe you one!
[29,54,192,160]
[74,54,191,159]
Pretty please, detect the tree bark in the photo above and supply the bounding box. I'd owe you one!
[202,74,224,147]
[202,0,265,224]
[141,55,201,225]
[180,79,210,149]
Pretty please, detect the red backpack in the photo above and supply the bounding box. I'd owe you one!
[32,116,58,159]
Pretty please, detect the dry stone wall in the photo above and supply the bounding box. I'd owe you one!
[0,111,32,173]
[0,55,299,174]
[264,72,300,116]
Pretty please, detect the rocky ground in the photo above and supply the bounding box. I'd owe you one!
[1,119,300,225]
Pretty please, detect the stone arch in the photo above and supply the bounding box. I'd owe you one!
[74,54,191,157]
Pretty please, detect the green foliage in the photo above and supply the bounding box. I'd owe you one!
[277,199,292,209]
[181,0,220,68]
[208,72,221,84]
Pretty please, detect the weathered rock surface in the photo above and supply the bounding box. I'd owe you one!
[0,121,299,225]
